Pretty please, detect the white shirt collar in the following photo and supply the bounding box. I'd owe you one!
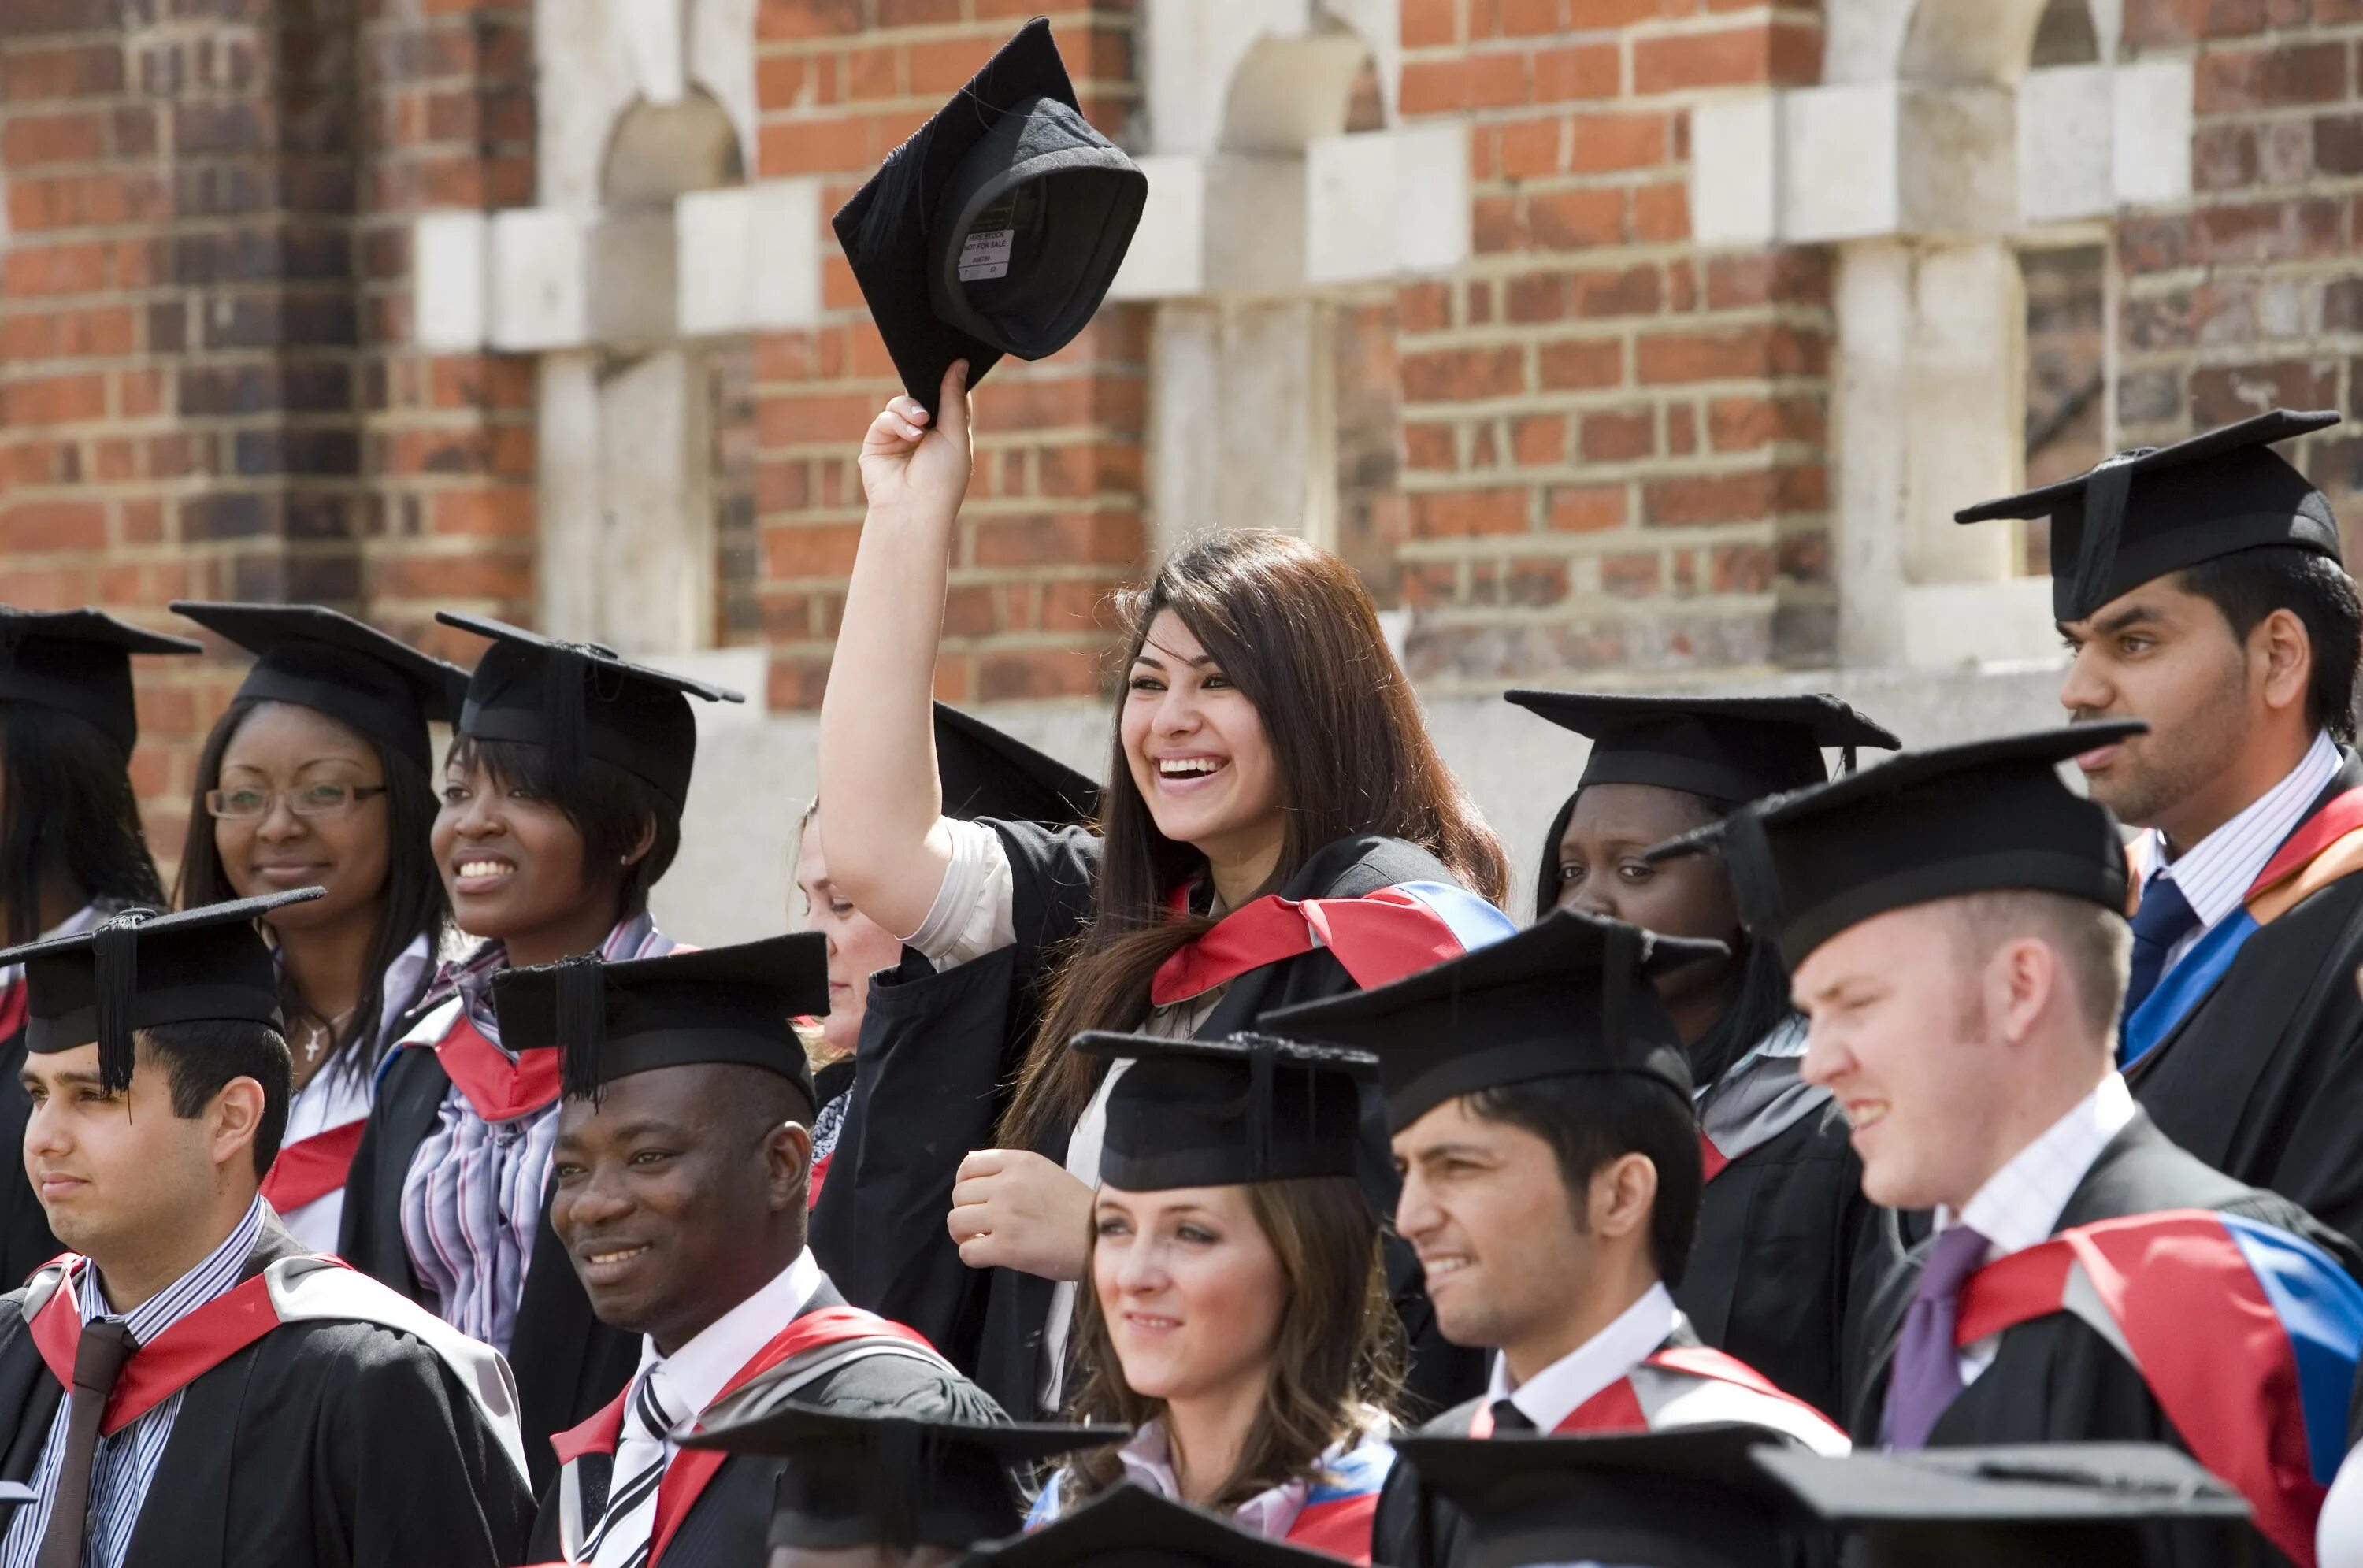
[636,1247,825,1428]
[2140,729,2342,930]
[1486,1281,1678,1433]
[1939,1073,2136,1263]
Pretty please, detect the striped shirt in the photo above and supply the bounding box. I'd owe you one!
[0,1199,268,1568]
[2139,729,2341,972]
[399,914,673,1354]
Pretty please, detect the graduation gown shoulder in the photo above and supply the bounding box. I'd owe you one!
[1848,1112,2363,1568]
[2129,754,2363,1246]
[0,1246,535,1568]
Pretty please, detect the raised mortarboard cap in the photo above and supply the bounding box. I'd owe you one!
[959,1480,1349,1568]
[937,702,1101,826]
[1506,690,1901,805]
[0,607,203,757]
[436,612,742,811]
[1391,1423,1810,1568]
[1955,407,2344,623]
[171,602,466,773]
[1648,721,2141,970]
[1260,908,1719,1131]
[0,890,322,1094]
[834,18,1148,416]
[681,1397,1118,1552]
[1074,1031,1374,1190]
[1753,1443,2250,1568]
[490,933,829,1114]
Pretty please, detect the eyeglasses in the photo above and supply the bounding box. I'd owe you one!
[205,782,388,820]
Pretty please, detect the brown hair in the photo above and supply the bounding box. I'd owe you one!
[1061,1176,1404,1511]
[1000,532,1508,1147]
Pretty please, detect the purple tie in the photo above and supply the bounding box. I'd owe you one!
[1882,1223,1991,1451]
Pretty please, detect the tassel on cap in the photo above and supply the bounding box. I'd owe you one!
[91,908,154,1094]
[2068,449,2153,621]
[555,954,610,1103]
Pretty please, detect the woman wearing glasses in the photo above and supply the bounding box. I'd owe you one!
[172,602,463,1252]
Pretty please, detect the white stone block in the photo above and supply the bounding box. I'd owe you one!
[643,647,768,721]
[489,208,591,352]
[2114,58,2194,207]
[618,0,685,105]
[1898,579,2062,669]
[1897,83,2016,236]
[1305,131,1398,285]
[1205,154,1308,296]
[1107,154,1208,300]
[1782,83,1900,243]
[676,180,823,335]
[1690,94,1777,247]
[414,211,490,351]
[1394,120,1470,276]
[2019,65,2113,224]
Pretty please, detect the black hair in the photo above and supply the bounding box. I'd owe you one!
[1463,1073,1702,1289]
[0,708,166,946]
[1533,784,1797,1088]
[174,699,451,1081]
[140,1018,292,1179]
[2176,545,2362,746]
[445,733,680,918]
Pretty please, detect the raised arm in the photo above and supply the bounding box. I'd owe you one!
[818,361,977,939]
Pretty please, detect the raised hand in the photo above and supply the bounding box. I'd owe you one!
[858,360,974,525]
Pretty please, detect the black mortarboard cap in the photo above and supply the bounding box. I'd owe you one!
[1648,722,2141,970]
[0,607,202,757]
[834,19,1148,415]
[681,1398,1118,1552]
[1260,909,1719,1130]
[1506,690,1901,805]
[171,601,466,774]
[436,613,742,810]
[0,890,321,1094]
[959,1481,1348,1568]
[1753,1444,2250,1568]
[491,933,829,1115]
[1392,1424,1809,1568]
[1074,1031,1374,1190]
[1955,408,2344,622]
[937,702,1101,825]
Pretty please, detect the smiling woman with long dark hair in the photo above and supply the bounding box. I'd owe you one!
[812,364,1513,1424]
[170,602,460,1252]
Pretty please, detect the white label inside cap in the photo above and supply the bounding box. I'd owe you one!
[959,228,1014,282]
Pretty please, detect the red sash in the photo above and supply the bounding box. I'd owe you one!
[1698,1131,1730,1184]
[807,1152,832,1210]
[1150,888,1479,1006]
[407,1008,560,1123]
[258,1119,368,1214]
[1286,1492,1378,1563]
[0,981,25,1043]
[551,1304,934,1566]
[28,1257,343,1435]
[1467,1346,1815,1438]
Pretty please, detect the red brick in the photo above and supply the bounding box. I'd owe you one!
[373,550,536,602]
[973,511,1141,568]
[1668,402,1697,455]
[430,489,536,539]
[977,648,1100,702]
[1711,543,1777,592]
[4,372,107,427]
[1406,422,1459,469]
[1601,551,1660,597]
[1468,51,1532,109]
[1582,409,1656,461]
[1400,282,1453,333]
[766,522,866,578]
[1496,117,1564,179]
[1569,0,1664,24]
[2,109,108,168]
[1638,324,1823,384]
[1529,187,1626,249]
[1631,182,1690,242]
[2196,43,2348,113]
[1532,43,1620,102]
[1401,347,1526,402]
[0,502,108,552]
[1539,336,1624,389]
[1574,265,1663,315]
[759,116,870,177]
[1409,488,1529,537]
[1708,395,1821,450]
[1634,28,1769,94]
[1404,0,1463,46]
[1643,469,1779,525]
[1568,110,1671,172]
[758,0,864,40]
[1549,484,1628,531]
[1512,413,1567,464]
[1400,59,1473,115]
[909,37,995,94]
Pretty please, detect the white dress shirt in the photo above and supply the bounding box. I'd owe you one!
[1486,1282,1679,1433]
[1935,1073,2136,1383]
[2139,729,2340,971]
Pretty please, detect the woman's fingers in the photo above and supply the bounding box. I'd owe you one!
[955,1148,1005,1182]
[935,360,971,446]
[947,1202,991,1244]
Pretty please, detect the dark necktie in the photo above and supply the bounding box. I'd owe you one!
[2122,874,2200,1021]
[1487,1399,1535,1434]
[1881,1224,1991,1451]
[37,1319,137,1568]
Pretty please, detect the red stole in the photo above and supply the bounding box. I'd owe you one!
[1698,1132,1730,1184]
[0,980,24,1043]
[806,1152,832,1210]
[406,1007,561,1123]
[258,1119,368,1214]
[551,1304,933,1566]
[1465,1346,1803,1437]
[1149,887,1482,1006]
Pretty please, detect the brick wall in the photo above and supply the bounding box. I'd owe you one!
[747,0,1149,710]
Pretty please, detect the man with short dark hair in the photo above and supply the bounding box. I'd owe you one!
[1267,910,1847,1568]
[506,934,1012,1568]
[1958,408,2363,1242]
[0,892,532,1568]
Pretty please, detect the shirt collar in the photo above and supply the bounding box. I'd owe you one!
[1486,1281,1677,1433]
[636,1247,825,1427]
[2141,730,2343,929]
[1939,1073,2135,1262]
[79,1196,268,1344]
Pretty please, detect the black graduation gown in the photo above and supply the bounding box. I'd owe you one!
[524,1278,1005,1568]
[0,1214,533,1568]
[1677,1099,1904,1420]
[337,1032,640,1495]
[0,1018,59,1289]
[811,825,1490,1420]
[1847,1112,2363,1568]
[2128,751,2363,1246]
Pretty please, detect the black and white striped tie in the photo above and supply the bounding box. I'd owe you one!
[581,1367,676,1568]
